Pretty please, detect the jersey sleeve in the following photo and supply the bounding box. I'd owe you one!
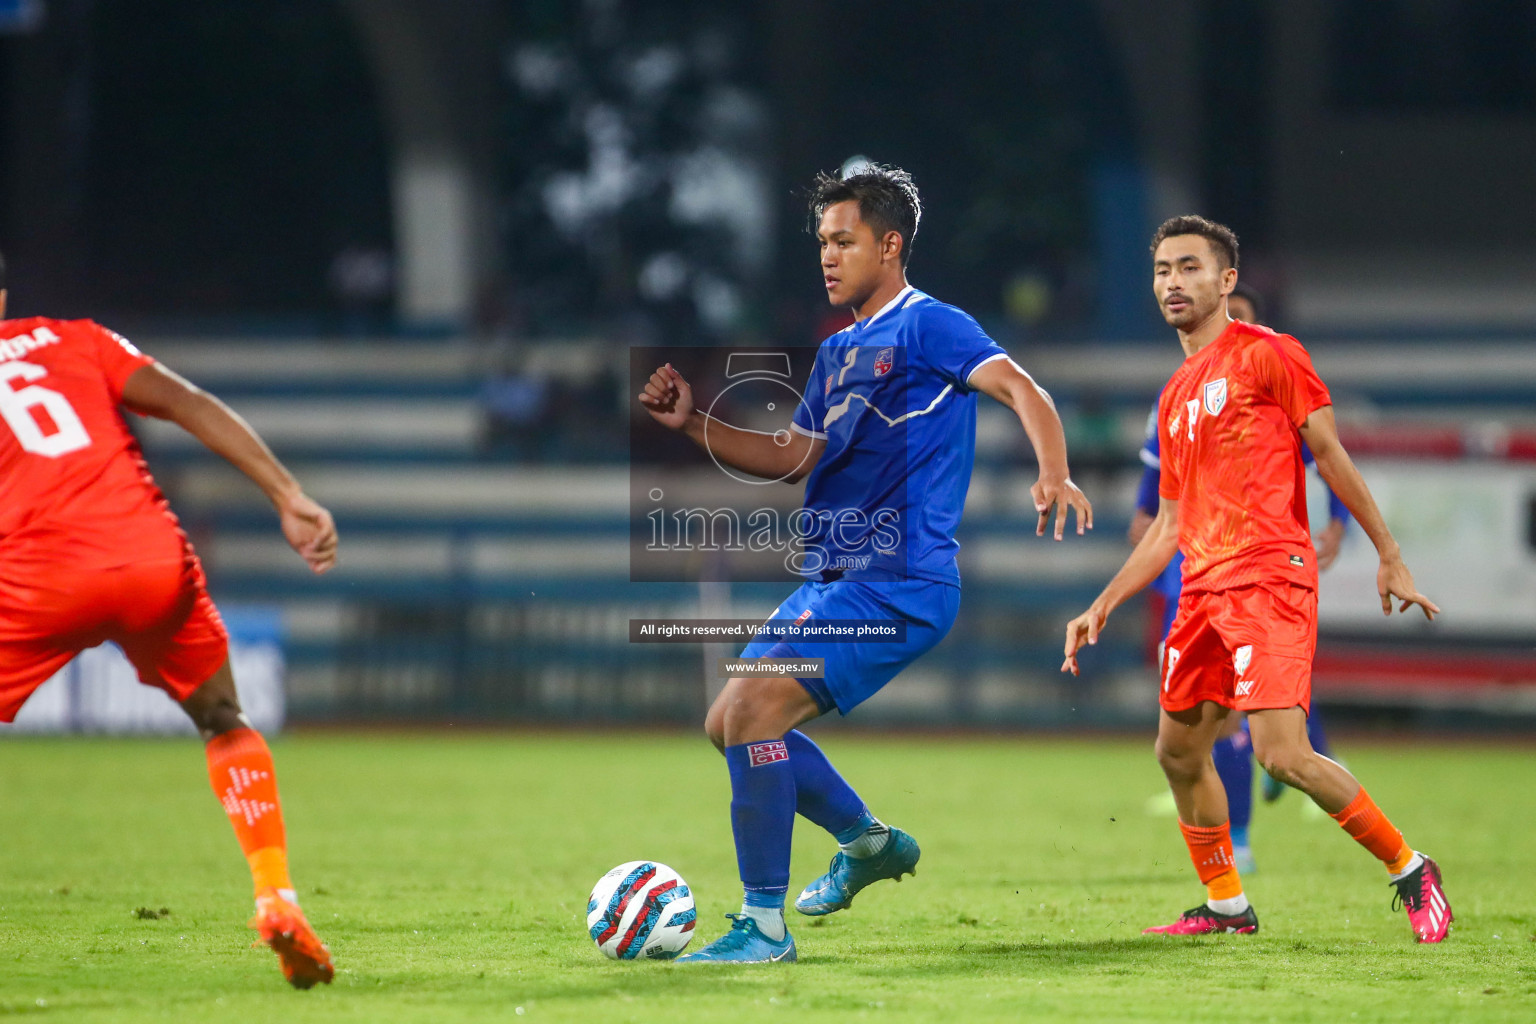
[88,321,155,401]
[791,347,829,439]
[1257,333,1330,427]
[914,302,1009,391]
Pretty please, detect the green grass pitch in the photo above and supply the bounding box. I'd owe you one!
[0,732,1531,1022]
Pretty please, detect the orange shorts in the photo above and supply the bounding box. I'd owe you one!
[0,553,229,723]
[1159,582,1316,714]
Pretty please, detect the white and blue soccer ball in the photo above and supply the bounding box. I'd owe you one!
[586,861,696,960]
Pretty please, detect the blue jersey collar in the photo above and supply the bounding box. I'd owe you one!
[853,285,918,331]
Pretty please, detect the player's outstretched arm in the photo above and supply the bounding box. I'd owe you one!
[121,364,338,574]
[637,362,825,483]
[1299,405,1438,620]
[1062,497,1180,675]
[968,357,1092,540]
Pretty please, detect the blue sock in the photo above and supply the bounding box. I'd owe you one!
[724,740,796,911]
[783,730,868,838]
[1306,710,1332,759]
[1212,730,1253,841]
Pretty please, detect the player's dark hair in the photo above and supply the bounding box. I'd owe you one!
[808,163,922,267]
[1150,215,1239,271]
[1230,280,1265,323]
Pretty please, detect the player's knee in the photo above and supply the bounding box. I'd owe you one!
[180,672,246,739]
[1254,745,1305,787]
[1154,737,1201,783]
[703,708,726,752]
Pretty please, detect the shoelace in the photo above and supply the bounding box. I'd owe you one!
[1389,869,1424,914]
[706,914,756,951]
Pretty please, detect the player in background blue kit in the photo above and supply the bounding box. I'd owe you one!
[1131,283,1347,871]
[639,164,1092,963]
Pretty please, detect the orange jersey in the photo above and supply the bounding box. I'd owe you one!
[0,317,184,569]
[1157,320,1332,593]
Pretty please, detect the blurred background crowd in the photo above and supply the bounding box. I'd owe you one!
[2,0,1534,733]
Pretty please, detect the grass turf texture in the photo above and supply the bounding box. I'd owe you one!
[0,733,1531,1023]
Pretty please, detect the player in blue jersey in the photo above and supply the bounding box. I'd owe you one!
[639,163,1092,963]
[1132,283,1348,870]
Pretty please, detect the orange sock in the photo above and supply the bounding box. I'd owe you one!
[1331,788,1413,874]
[206,727,293,897]
[1179,820,1244,901]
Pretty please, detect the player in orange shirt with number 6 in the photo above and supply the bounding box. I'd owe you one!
[1061,217,1452,943]
[0,250,338,987]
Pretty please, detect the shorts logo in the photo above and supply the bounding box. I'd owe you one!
[1235,679,1256,697]
[1203,377,1228,417]
[747,740,789,767]
[873,347,894,377]
[1233,645,1253,675]
[794,609,813,626]
[1290,554,1304,566]
[1163,646,1181,692]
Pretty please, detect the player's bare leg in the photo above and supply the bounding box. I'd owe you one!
[1244,706,1355,811]
[182,662,336,986]
[1146,701,1259,935]
[1155,701,1231,826]
[1247,706,1451,942]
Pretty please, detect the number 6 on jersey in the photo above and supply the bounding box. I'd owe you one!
[0,360,93,457]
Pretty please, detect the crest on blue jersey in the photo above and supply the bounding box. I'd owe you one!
[1203,377,1227,417]
[873,347,894,377]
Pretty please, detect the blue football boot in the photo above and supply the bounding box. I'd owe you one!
[675,914,796,964]
[794,827,920,916]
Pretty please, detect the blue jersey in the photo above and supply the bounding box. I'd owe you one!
[791,286,1008,585]
[1136,393,1348,600]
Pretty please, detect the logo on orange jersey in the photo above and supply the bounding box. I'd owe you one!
[1233,645,1252,675]
[1203,377,1228,417]
[1186,398,1199,441]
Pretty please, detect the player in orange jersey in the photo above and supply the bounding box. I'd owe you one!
[0,249,338,986]
[1061,217,1452,943]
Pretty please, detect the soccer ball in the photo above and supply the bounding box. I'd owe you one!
[586,861,697,960]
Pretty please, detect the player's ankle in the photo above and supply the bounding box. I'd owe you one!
[838,818,891,859]
[1388,850,1423,882]
[739,903,786,941]
[1207,893,1249,915]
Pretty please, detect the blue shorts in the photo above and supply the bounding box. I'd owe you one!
[738,578,960,715]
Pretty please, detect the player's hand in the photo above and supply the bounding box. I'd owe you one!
[1061,602,1108,676]
[1377,554,1438,620]
[1032,475,1093,540]
[278,492,338,575]
[1315,518,1345,570]
[637,363,695,431]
